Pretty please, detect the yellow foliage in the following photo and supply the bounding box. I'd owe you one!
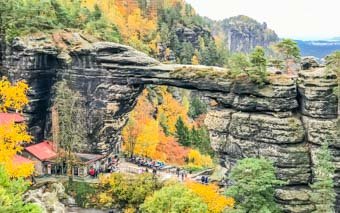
[0,77,29,112]
[82,0,157,54]
[192,55,199,65]
[122,90,158,157]
[0,78,33,177]
[186,181,235,212]
[98,192,113,206]
[124,207,136,213]
[5,160,34,178]
[0,123,31,162]
[188,149,213,168]
[0,123,33,178]
[134,119,160,158]
[157,86,190,134]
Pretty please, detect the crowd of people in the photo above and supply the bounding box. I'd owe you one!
[87,154,214,186]
[88,155,120,178]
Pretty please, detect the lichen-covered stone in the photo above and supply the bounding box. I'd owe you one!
[298,68,338,118]
[229,112,305,144]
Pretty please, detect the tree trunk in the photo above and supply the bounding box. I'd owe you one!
[67,149,73,182]
[0,14,5,69]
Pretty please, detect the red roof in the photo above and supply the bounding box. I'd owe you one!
[12,155,33,165]
[25,141,58,161]
[0,113,25,125]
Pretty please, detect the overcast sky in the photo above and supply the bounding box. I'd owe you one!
[186,0,340,40]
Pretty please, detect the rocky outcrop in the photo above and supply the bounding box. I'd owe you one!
[210,15,279,53]
[174,25,211,49]
[3,31,339,212]
[24,182,75,213]
[204,66,339,212]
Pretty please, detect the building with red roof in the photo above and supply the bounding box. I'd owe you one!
[23,140,107,176]
[0,113,25,125]
[22,141,58,175]
[24,140,58,161]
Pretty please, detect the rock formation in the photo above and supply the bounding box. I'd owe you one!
[2,31,339,212]
[209,15,279,53]
[24,182,75,213]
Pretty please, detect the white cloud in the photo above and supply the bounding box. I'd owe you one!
[185,0,340,40]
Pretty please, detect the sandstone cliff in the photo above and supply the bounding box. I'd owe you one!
[2,31,339,212]
[209,15,279,53]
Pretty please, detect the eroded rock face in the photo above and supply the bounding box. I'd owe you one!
[3,32,339,212]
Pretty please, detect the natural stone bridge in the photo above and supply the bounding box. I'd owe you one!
[3,32,339,212]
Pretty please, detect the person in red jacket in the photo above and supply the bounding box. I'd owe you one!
[89,167,95,177]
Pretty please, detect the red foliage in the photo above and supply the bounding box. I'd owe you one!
[156,133,189,166]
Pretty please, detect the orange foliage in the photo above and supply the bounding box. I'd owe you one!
[186,181,235,213]
[155,132,189,165]
[122,90,160,158]
[122,87,212,169]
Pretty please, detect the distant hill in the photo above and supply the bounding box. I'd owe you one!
[295,39,340,59]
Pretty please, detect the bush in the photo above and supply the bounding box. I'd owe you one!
[0,165,41,213]
[98,173,162,211]
[65,181,96,208]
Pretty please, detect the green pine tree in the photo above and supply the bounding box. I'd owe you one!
[175,116,191,146]
[310,141,336,212]
[188,96,207,119]
[226,158,285,213]
[249,46,268,86]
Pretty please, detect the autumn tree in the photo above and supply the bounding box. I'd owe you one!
[186,181,235,213]
[54,80,86,179]
[122,90,158,158]
[0,123,33,177]
[134,119,160,158]
[0,165,41,213]
[157,86,190,134]
[155,133,189,165]
[274,39,300,74]
[187,149,213,169]
[191,54,199,65]
[0,77,29,112]
[226,158,284,212]
[310,142,336,212]
[122,118,140,158]
[0,77,33,178]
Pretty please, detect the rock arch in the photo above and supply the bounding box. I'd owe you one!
[3,32,339,212]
